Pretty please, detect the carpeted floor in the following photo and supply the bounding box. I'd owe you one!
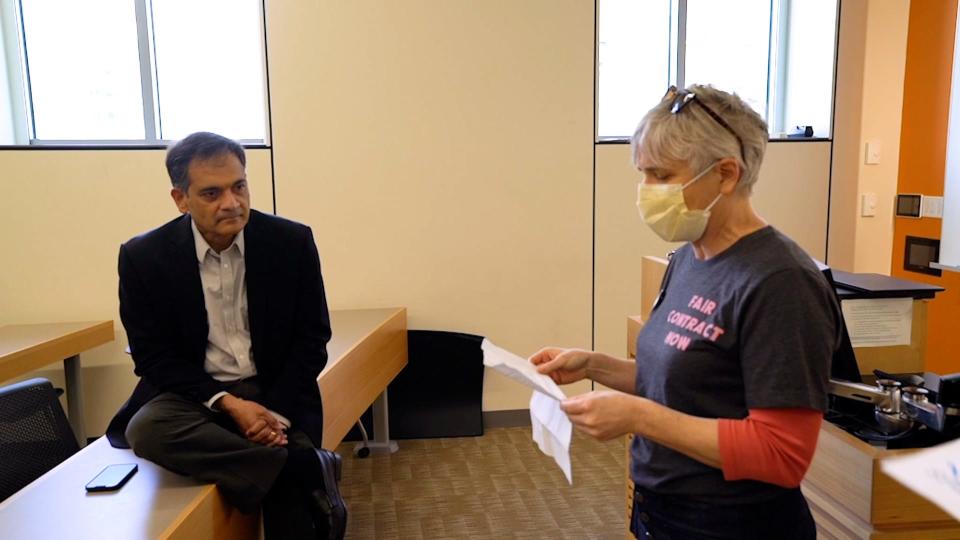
[334,426,627,540]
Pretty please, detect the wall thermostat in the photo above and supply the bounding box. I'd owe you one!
[904,236,942,276]
[895,194,922,218]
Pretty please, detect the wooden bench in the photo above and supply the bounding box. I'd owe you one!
[0,308,407,539]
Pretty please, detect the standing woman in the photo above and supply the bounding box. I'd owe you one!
[532,85,841,540]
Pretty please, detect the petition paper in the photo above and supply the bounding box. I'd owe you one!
[481,339,573,483]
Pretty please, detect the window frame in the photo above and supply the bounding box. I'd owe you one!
[2,0,271,147]
[0,0,30,144]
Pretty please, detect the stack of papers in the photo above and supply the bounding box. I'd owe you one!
[481,339,573,483]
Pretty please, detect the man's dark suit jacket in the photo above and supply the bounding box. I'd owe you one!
[106,209,331,449]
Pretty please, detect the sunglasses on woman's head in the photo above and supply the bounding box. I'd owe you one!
[662,86,746,164]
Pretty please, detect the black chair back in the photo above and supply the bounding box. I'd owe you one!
[0,378,80,502]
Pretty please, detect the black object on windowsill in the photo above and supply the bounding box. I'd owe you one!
[787,125,815,138]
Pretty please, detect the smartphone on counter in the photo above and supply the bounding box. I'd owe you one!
[85,463,138,492]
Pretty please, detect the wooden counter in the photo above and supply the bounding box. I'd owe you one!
[802,423,960,539]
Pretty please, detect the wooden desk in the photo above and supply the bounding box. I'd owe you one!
[0,308,407,540]
[0,321,114,445]
[320,308,409,449]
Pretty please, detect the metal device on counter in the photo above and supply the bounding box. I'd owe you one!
[829,371,960,436]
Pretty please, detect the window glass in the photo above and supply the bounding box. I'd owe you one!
[597,0,672,139]
[21,0,144,140]
[597,0,838,139]
[151,0,266,141]
[684,0,771,118]
[781,0,837,137]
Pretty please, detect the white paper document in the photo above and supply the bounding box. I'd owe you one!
[530,390,573,483]
[880,438,960,522]
[481,339,573,483]
[840,298,913,348]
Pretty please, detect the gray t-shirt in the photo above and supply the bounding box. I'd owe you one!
[630,226,840,503]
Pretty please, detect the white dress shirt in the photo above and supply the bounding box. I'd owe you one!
[192,220,289,428]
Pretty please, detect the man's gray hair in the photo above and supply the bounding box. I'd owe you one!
[165,132,246,192]
[631,85,768,194]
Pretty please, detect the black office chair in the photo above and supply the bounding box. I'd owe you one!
[0,378,80,502]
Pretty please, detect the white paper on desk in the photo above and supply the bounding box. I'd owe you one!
[840,298,913,348]
[481,339,572,483]
[880,438,960,522]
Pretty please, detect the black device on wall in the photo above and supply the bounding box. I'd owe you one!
[904,236,942,276]
[895,194,923,218]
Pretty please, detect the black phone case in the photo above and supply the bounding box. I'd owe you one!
[85,464,138,492]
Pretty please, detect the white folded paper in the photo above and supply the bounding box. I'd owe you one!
[530,391,573,483]
[481,339,573,483]
[880,438,960,522]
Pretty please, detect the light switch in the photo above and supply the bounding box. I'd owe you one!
[865,140,882,164]
[861,192,877,217]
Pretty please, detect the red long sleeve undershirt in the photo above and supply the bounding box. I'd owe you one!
[717,408,823,488]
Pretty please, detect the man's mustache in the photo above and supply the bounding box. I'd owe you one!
[217,211,244,222]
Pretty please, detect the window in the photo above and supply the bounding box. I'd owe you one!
[684,0,771,118]
[149,0,266,141]
[597,0,672,140]
[0,0,267,145]
[20,0,144,140]
[597,0,839,140]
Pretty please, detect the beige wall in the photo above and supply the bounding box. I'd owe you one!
[829,0,867,271]
[852,0,910,274]
[829,0,911,274]
[264,0,596,410]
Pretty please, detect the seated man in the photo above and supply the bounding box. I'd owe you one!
[106,131,346,540]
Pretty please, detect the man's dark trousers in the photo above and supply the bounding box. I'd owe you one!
[125,378,326,539]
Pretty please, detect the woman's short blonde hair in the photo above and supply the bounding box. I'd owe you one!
[631,85,768,194]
